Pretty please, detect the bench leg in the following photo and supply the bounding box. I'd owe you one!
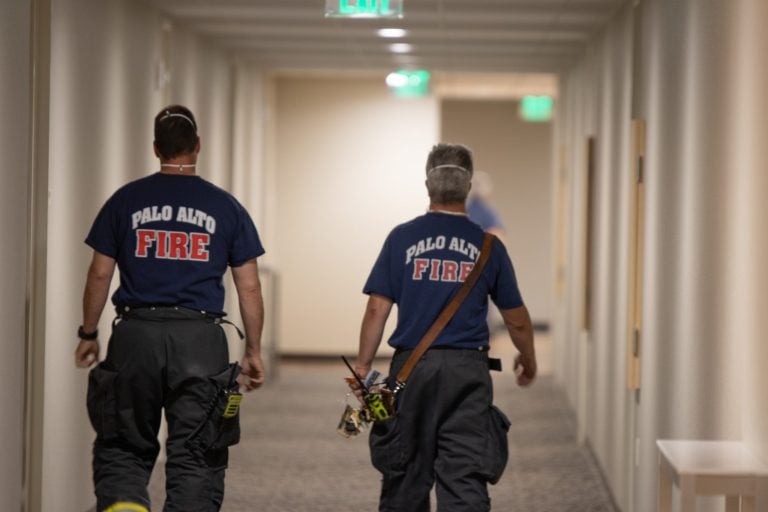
[743,496,755,512]
[680,476,696,512]
[658,464,672,512]
[726,496,741,512]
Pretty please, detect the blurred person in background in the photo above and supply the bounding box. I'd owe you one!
[466,170,505,240]
[467,170,507,332]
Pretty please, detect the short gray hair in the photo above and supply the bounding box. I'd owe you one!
[425,143,473,204]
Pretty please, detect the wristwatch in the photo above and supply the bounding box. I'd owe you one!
[77,325,98,340]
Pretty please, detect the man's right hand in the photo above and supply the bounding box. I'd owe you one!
[239,352,265,391]
[347,364,371,403]
[75,339,100,368]
[514,353,537,387]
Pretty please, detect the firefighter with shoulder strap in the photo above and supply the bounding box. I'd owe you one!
[75,105,266,512]
[353,143,537,512]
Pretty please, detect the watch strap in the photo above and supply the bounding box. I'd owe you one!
[78,325,98,340]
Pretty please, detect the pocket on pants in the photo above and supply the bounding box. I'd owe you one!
[369,415,408,476]
[87,364,120,440]
[185,363,242,455]
[485,405,511,484]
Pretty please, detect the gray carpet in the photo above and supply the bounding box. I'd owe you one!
[148,358,617,511]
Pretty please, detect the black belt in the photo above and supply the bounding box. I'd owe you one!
[114,306,244,340]
[393,345,502,372]
[394,344,489,354]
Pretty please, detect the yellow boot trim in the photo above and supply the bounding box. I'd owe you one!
[103,502,149,512]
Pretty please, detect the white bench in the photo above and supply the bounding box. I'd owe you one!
[657,440,768,511]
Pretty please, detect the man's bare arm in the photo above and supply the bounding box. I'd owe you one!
[500,305,536,386]
[231,258,265,391]
[75,251,116,368]
[355,294,394,378]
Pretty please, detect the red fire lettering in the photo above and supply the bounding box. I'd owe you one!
[134,229,212,262]
[413,258,429,280]
[135,229,156,258]
[156,230,168,258]
[189,233,210,261]
[168,232,189,260]
[459,261,474,282]
[441,260,459,282]
[429,259,441,281]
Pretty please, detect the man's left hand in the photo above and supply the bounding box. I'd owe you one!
[239,353,266,391]
[75,340,100,368]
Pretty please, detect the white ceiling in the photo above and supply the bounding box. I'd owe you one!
[143,0,625,74]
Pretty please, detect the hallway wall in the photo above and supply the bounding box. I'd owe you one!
[0,0,31,504]
[272,75,438,355]
[556,6,636,507]
[555,1,766,510]
[40,0,267,509]
[731,0,768,475]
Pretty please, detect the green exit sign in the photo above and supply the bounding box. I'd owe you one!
[325,0,404,18]
[520,95,554,122]
[386,69,430,97]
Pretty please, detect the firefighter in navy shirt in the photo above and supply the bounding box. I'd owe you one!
[355,143,537,512]
[75,105,265,512]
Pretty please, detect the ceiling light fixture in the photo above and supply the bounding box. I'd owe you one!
[385,72,409,87]
[389,43,413,54]
[378,28,408,38]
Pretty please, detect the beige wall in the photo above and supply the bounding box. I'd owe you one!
[46,1,161,506]
[273,76,438,355]
[731,0,768,474]
[440,99,553,324]
[0,0,31,504]
[557,7,636,506]
[555,1,768,511]
[635,1,743,510]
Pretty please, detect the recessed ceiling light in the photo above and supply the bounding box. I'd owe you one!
[378,28,407,38]
[389,43,413,54]
[385,72,409,87]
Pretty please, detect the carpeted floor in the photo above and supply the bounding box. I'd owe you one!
[148,337,617,511]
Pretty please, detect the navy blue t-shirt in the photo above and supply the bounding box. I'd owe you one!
[85,173,265,315]
[363,211,523,349]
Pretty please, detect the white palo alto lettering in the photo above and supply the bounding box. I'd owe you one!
[132,205,173,228]
[135,229,211,261]
[405,235,480,264]
[131,205,217,234]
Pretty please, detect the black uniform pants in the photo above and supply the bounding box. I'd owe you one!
[369,348,509,512]
[87,307,235,512]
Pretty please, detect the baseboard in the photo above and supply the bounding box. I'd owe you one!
[583,437,623,512]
